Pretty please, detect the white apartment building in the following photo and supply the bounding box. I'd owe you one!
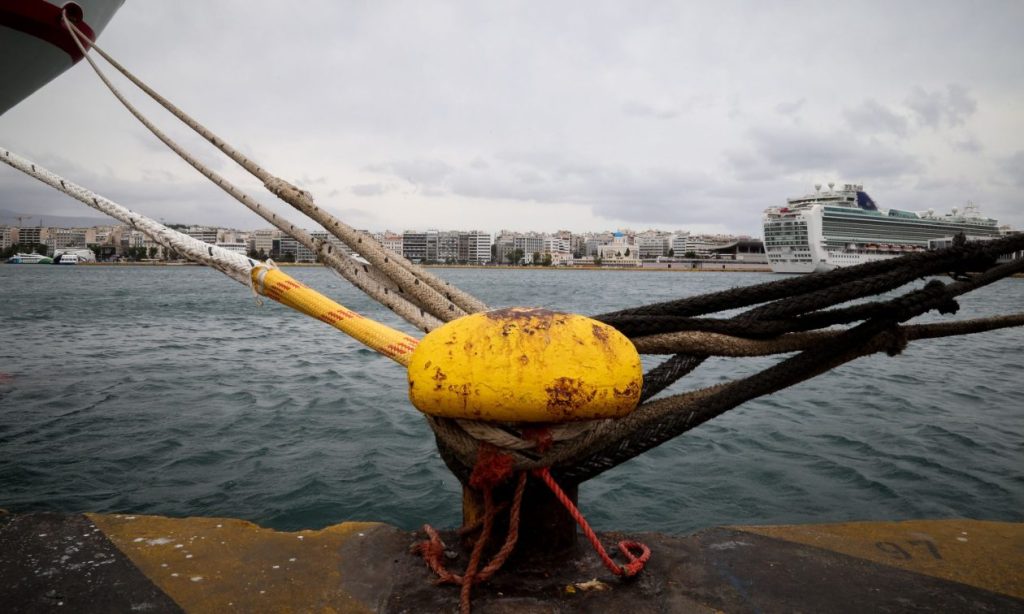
[686,235,731,258]
[637,231,671,260]
[121,228,147,249]
[542,236,571,265]
[216,242,248,255]
[459,231,492,264]
[249,229,278,257]
[311,230,353,258]
[186,226,218,245]
[435,230,461,263]
[514,234,545,264]
[375,231,403,255]
[49,227,87,252]
[583,232,613,257]
[16,226,43,246]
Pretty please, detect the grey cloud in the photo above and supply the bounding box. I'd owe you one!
[951,137,983,153]
[141,168,182,183]
[905,84,977,128]
[729,126,922,180]
[370,150,721,226]
[129,131,228,173]
[1000,151,1024,187]
[775,99,806,116]
[350,183,393,197]
[295,174,328,186]
[366,159,454,187]
[621,101,679,120]
[843,99,909,137]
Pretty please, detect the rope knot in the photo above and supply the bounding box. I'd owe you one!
[468,443,515,490]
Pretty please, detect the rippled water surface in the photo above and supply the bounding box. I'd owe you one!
[1,265,1022,533]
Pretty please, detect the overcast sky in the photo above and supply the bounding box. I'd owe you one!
[1,1,1021,236]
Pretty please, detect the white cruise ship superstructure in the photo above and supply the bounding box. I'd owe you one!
[763,183,1002,273]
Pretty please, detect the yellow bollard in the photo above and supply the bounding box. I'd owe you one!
[407,307,642,422]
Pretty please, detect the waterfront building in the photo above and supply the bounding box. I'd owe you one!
[514,234,545,264]
[709,239,768,262]
[216,242,248,256]
[597,232,642,267]
[669,233,691,257]
[683,236,715,258]
[120,228,147,250]
[375,231,404,255]
[16,226,43,246]
[249,229,278,257]
[542,236,571,265]
[274,236,312,261]
[493,231,517,264]
[49,227,88,253]
[273,236,291,260]
[403,231,427,263]
[458,231,492,264]
[560,232,585,257]
[310,230,352,258]
[436,230,460,263]
[0,226,12,251]
[186,226,218,245]
[584,232,613,257]
[637,231,672,260]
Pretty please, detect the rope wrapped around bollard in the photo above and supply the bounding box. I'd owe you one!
[412,436,651,614]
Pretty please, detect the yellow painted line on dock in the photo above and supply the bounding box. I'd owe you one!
[87,513,384,613]
[734,519,1024,599]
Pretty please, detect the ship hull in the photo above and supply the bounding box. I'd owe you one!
[0,0,124,116]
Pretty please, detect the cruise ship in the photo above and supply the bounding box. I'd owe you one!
[763,183,1002,273]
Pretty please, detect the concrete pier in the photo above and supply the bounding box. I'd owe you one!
[1,511,1021,612]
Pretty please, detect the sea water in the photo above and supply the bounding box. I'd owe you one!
[1,265,1021,533]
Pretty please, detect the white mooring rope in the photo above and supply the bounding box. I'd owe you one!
[62,16,444,333]
[0,147,256,286]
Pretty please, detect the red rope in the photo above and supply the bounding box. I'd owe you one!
[411,444,528,614]
[412,438,651,613]
[533,467,651,577]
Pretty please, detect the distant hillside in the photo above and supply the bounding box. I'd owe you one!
[0,209,115,228]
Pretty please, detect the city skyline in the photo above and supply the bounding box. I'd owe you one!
[0,208,758,238]
[1,2,1022,236]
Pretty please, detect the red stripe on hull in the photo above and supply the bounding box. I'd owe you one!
[0,0,97,62]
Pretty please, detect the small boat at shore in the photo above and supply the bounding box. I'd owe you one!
[53,252,79,264]
[6,252,52,264]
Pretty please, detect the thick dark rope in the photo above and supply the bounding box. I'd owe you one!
[632,313,1024,356]
[639,354,707,403]
[435,242,1024,483]
[558,254,1024,483]
[604,284,960,339]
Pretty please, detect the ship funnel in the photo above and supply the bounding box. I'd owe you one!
[828,182,835,192]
